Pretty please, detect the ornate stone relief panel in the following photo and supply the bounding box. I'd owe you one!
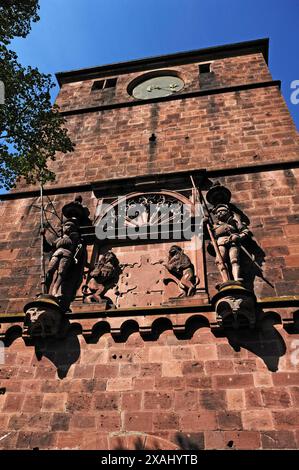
[84,190,207,309]
[97,242,196,308]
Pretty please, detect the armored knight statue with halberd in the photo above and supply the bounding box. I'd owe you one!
[24,196,90,338]
[212,203,251,283]
[41,195,90,311]
[43,218,82,299]
[204,182,263,329]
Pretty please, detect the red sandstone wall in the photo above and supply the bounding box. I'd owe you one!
[13,53,297,192]
[35,87,298,189]
[56,53,272,112]
[1,169,298,312]
[1,325,299,450]
[0,191,95,309]
[0,49,298,451]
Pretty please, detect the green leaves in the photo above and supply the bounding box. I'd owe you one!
[0,1,74,189]
[0,0,40,45]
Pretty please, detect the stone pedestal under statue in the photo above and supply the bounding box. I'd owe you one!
[212,281,257,329]
[23,294,64,338]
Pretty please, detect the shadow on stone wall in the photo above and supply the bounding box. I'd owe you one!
[174,432,204,450]
[113,436,147,450]
[33,324,80,379]
[2,309,289,377]
[284,309,299,335]
[109,432,204,450]
[213,311,286,372]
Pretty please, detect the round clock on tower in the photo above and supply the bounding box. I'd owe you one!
[129,71,184,99]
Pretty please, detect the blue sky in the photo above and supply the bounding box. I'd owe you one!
[10,0,299,127]
[10,0,299,131]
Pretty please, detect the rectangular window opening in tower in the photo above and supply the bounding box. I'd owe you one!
[91,77,117,91]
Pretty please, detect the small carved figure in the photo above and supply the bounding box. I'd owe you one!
[83,251,120,303]
[165,245,196,297]
[44,219,82,297]
[212,204,251,282]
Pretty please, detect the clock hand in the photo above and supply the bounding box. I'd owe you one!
[146,83,179,92]
[168,83,179,90]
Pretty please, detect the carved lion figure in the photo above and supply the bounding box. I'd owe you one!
[165,245,197,297]
[83,251,120,303]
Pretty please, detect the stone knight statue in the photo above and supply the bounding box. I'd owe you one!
[43,219,82,298]
[211,203,251,282]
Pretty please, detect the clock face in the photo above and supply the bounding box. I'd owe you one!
[131,74,184,100]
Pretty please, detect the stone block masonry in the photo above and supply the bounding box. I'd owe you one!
[0,39,298,450]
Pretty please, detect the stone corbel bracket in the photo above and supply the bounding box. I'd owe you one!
[212,282,257,329]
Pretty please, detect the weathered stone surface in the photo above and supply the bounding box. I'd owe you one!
[0,41,298,450]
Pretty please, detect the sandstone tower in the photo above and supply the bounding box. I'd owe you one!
[0,38,299,450]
